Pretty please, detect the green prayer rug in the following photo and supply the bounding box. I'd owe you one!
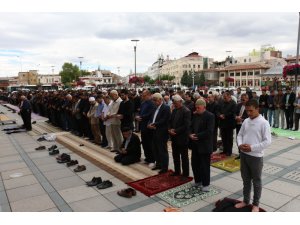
[211,158,240,172]
[271,128,300,139]
[157,182,220,208]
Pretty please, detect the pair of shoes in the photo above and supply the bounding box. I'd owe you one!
[67,160,78,167]
[97,180,113,189]
[35,146,46,151]
[293,129,298,131]
[79,144,84,147]
[49,149,59,155]
[151,166,161,171]
[57,154,71,163]
[32,121,36,124]
[86,177,102,186]
[56,153,69,160]
[117,188,136,198]
[48,145,57,151]
[74,165,86,172]
[158,169,168,174]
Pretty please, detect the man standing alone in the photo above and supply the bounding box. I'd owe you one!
[235,99,271,212]
[19,95,32,131]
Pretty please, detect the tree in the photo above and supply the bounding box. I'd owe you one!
[143,75,151,84]
[60,63,80,84]
[199,72,206,86]
[181,71,192,86]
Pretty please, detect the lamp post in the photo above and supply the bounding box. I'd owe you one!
[158,57,163,82]
[78,56,84,81]
[131,39,139,78]
[191,68,195,89]
[295,12,300,93]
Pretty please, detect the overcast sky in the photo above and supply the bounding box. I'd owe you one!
[0,12,299,77]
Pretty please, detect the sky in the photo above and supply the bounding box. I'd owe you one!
[0,11,299,77]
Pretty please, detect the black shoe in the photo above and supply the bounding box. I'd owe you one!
[284,128,289,130]
[37,137,46,142]
[48,145,57,151]
[293,129,298,131]
[32,121,36,124]
[66,160,78,167]
[97,180,113,189]
[151,166,161,171]
[158,169,168,174]
[86,177,102,187]
[49,149,59,155]
[57,154,71,163]
[35,146,46,151]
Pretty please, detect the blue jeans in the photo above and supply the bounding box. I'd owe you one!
[268,109,274,126]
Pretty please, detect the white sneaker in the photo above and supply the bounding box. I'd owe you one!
[202,185,210,192]
[148,163,155,169]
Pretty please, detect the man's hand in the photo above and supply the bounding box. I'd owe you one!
[168,129,176,136]
[219,114,225,120]
[147,123,156,130]
[189,134,198,141]
[239,144,251,152]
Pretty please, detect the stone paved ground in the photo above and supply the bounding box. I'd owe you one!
[1,104,300,212]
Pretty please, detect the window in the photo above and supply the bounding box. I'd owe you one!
[193,64,196,68]
[249,58,251,62]
[248,71,253,75]
[220,73,225,77]
[244,59,247,63]
[242,72,247,76]
[236,72,240,76]
[230,73,234,77]
[255,71,260,75]
[198,65,200,68]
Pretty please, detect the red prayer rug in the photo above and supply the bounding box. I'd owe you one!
[127,170,193,197]
[210,153,238,164]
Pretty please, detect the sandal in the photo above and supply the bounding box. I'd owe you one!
[117,188,136,198]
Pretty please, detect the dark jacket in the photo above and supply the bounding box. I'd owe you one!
[216,99,236,129]
[283,92,296,110]
[139,99,156,131]
[149,103,171,142]
[168,105,191,145]
[190,110,215,154]
[206,101,219,128]
[235,103,248,125]
[121,133,141,159]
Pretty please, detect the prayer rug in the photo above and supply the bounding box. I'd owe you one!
[0,114,11,122]
[157,183,220,208]
[127,170,193,197]
[210,153,238,164]
[212,197,266,212]
[211,158,240,172]
[271,127,300,139]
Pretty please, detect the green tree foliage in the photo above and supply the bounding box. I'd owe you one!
[60,63,80,84]
[143,75,151,84]
[181,71,191,86]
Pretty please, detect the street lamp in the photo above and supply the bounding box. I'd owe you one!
[131,40,139,78]
[158,57,163,82]
[191,68,195,89]
[78,56,84,81]
[295,12,300,92]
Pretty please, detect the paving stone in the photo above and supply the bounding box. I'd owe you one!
[10,194,56,212]
[50,176,86,191]
[267,157,298,167]
[0,190,8,204]
[264,180,300,197]
[279,199,300,212]
[283,170,300,183]
[69,195,117,212]
[280,152,300,161]
[259,188,293,209]
[3,174,38,190]
[211,177,243,193]
[77,170,114,182]
[38,162,67,172]
[130,201,166,212]
[6,183,46,202]
[1,167,32,180]
[0,203,11,212]
[42,207,60,212]
[43,168,75,180]
[0,155,23,164]
[32,157,57,165]
[262,163,284,175]
[58,185,99,203]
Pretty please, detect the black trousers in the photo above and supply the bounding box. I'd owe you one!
[99,120,107,146]
[141,129,154,163]
[191,151,211,186]
[21,110,32,131]
[213,126,218,152]
[152,134,169,171]
[220,128,234,156]
[114,154,139,165]
[171,142,189,177]
[295,113,300,130]
[285,109,294,129]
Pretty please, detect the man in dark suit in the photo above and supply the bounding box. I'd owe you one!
[189,98,215,192]
[148,92,171,174]
[114,127,141,165]
[206,94,219,152]
[216,92,237,156]
[168,94,191,178]
[283,87,296,130]
[19,95,32,131]
[235,93,249,135]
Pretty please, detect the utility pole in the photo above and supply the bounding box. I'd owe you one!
[295,12,300,93]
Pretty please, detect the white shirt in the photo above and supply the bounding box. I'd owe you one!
[102,101,112,126]
[237,114,271,157]
[152,103,163,123]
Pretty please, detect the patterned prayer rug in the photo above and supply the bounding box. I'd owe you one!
[211,158,240,172]
[271,127,300,139]
[210,153,238,164]
[157,183,220,208]
[127,170,193,197]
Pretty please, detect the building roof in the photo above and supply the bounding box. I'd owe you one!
[262,65,283,76]
[185,52,201,57]
[219,63,270,71]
